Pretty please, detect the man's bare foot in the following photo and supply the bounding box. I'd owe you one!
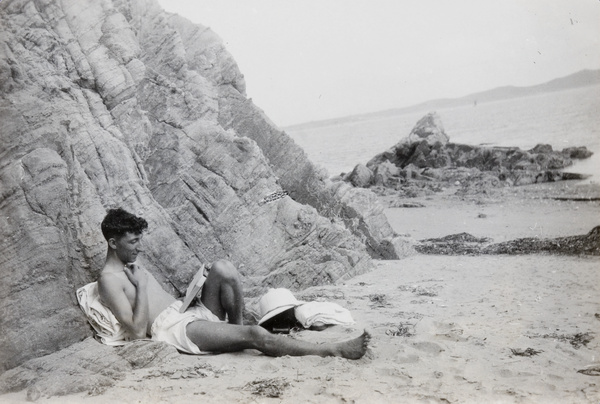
[334,330,371,360]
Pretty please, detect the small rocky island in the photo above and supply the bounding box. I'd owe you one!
[341,112,593,197]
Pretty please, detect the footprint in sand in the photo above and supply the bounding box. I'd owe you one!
[253,362,281,373]
[394,353,420,364]
[497,368,537,378]
[411,341,445,356]
[433,321,468,342]
[417,318,468,342]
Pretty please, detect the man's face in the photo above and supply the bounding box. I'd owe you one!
[112,232,144,264]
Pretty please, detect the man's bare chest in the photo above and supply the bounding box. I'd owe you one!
[100,271,137,305]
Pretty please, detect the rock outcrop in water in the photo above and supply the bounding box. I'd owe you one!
[343,112,592,196]
[0,0,411,372]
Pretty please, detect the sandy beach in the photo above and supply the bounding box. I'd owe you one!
[2,181,599,404]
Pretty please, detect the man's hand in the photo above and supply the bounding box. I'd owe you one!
[124,263,148,288]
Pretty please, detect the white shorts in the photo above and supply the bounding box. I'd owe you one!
[151,300,221,354]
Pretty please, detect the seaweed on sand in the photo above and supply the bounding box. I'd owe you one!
[398,285,439,297]
[369,294,389,307]
[243,377,291,398]
[528,331,594,349]
[510,348,543,357]
[386,323,417,337]
[578,365,600,376]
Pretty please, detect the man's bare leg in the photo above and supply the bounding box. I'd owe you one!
[200,260,244,325]
[186,321,370,359]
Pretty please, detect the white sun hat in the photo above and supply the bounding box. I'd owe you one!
[257,288,304,325]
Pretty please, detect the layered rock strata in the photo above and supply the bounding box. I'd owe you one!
[217,86,407,259]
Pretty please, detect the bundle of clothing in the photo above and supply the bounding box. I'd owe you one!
[257,288,355,333]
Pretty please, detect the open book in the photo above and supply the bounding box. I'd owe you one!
[179,264,207,313]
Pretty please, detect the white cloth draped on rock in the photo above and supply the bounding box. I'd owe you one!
[76,282,128,346]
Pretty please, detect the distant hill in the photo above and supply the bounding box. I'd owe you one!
[448,69,600,105]
[286,69,600,130]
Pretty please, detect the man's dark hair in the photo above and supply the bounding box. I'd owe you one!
[101,208,148,241]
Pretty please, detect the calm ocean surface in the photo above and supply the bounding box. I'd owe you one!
[286,85,600,181]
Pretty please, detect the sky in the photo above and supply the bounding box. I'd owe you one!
[158,0,600,127]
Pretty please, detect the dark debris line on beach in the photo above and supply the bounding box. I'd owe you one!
[415,226,600,256]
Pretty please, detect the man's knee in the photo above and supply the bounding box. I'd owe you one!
[209,259,240,282]
[247,324,272,344]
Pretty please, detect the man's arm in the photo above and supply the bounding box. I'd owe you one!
[98,263,149,340]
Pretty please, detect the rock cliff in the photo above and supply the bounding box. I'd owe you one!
[0,0,407,371]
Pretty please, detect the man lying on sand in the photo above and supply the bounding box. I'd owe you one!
[97,208,369,359]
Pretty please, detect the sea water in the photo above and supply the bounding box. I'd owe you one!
[286,85,600,181]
